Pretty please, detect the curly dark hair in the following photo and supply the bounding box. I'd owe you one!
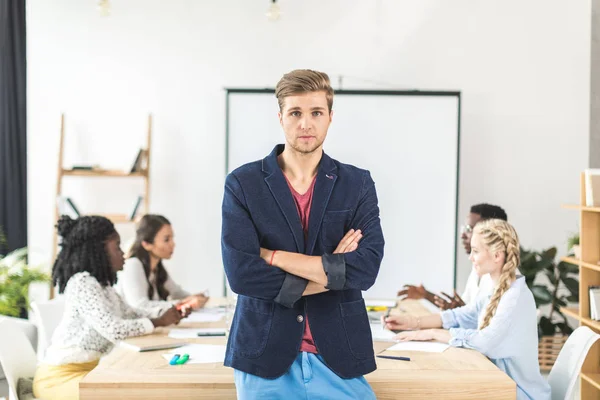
[52,215,118,294]
[470,203,508,222]
[127,214,172,301]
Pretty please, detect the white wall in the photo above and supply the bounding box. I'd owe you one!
[27,0,590,297]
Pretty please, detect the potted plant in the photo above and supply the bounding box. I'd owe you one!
[567,233,580,259]
[0,247,50,318]
[519,246,579,370]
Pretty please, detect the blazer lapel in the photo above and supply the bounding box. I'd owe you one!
[305,153,338,255]
[263,145,305,253]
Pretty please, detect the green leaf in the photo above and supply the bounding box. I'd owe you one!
[553,298,567,308]
[0,247,49,318]
[539,247,558,261]
[531,285,553,304]
[545,270,558,286]
[562,277,579,297]
[539,316,556,336]
[555,322,574,335]
[558,261,579,274]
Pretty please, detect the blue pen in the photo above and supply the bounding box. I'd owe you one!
[377,355,411,361]
[169,354,180,365]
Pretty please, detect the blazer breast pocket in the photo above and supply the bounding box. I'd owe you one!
[320,210,353,249]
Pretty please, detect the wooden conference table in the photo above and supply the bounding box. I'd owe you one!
[79,298,515,399]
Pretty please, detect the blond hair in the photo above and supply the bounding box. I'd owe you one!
[476,219,520,330]
[275,69,334,112]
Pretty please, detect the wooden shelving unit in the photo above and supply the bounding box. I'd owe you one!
[50,113,152,297]
[61,170,147,178]
[559,173,600,398]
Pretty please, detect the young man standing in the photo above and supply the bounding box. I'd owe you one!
[398,203,508,309]
[221,70,384,399]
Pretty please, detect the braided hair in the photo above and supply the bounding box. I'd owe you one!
[52,215,118,294]
[476,219,520,329]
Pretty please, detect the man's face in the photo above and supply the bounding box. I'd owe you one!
[461,212,482,254]
[278,91,332,155]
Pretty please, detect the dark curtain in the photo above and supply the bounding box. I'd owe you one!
[0,0,27,254]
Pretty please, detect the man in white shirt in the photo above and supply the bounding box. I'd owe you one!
[397,203,507,309]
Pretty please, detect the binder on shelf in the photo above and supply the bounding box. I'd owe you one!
[57,196,81,218]
[590,286,600,321]
[130,149,143,173]
[130,196,143,221]
[130,149,149,173]
[584,169,600,207]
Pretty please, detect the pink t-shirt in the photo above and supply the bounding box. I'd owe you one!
[284,174,318,354]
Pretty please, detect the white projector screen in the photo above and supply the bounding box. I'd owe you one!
[226,89,460,299]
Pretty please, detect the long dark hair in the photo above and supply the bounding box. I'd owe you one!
[53,215,117,294]
[128,214,171,300]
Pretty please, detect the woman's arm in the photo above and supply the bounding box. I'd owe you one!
[68,273,154,342]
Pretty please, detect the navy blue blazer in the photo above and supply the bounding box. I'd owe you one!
[221,144,385,379]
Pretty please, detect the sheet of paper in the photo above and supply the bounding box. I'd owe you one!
[168,328,226,339]
[162,344,226,364]
[386,341,450,353]
[370,323,396,342]
[184,311,224,323]
[364,299,397,308]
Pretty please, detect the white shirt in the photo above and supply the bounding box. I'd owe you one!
[461,268,494,304]
[462,267,523,304]
[44,272,160,365]
[115,257,190,309]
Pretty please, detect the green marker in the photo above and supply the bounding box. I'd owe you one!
[176,353,189,365]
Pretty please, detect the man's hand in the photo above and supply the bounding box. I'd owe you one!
[333,229,362,254]
[433,290,465,310]
[301,229,363,296]
[397,284,428,300]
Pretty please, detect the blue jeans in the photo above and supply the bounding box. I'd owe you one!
[234,352,376,400]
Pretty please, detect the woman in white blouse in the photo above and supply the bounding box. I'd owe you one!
[383,219,551,400]
[33,215,185,400]
[117,214,208,311]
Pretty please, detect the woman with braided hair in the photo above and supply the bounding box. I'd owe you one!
[383,219,550,400]
[33,215,187,400]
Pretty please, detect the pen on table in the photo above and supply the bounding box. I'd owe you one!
[169,354,180,365]
[176,354,190,365]
[197,332,226,337]
[377,355,410,362]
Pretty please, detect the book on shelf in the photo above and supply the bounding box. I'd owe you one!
[130,149,149,173]
[590,286,600,321]
[585,169,600,207]
[56,196,81,218]
[129,196,143,220]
